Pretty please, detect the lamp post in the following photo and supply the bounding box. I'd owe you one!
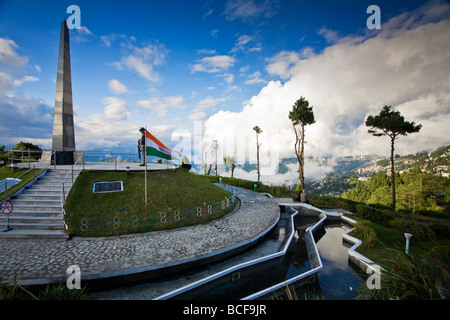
[404,233,413,254]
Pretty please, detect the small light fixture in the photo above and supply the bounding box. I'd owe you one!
[404,233,412,254]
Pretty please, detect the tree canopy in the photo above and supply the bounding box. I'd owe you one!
[365,105,422,210]
[289,96,315,192]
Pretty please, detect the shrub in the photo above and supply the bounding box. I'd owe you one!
[352,220,377,248]
[390,218,435,241]
[430,224,450,240]
[308,195,359,212]
[356,204,395,227]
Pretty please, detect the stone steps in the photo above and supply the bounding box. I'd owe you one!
[0,168,81,239]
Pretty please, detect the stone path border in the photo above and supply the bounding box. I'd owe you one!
[0,186,280,288]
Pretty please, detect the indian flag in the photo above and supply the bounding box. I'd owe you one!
[145,129,180,160]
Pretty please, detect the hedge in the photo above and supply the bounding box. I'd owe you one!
[355,204,395,227]
[352,220,377,248]
[390,218,436,241]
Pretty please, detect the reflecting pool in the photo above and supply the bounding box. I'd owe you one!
[313,221,365,299]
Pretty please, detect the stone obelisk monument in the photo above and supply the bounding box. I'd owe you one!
[52,20,76,165]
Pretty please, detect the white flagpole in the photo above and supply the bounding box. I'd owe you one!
[144,126,148,219]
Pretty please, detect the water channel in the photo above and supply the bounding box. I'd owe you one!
[300,218,365,300]
[95,207,365,300]
[185,214,365,300]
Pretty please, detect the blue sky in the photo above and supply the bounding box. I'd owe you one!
[1,0,450,183]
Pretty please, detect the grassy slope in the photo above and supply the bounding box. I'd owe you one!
[0,166,45,200]
[64,169,235,236]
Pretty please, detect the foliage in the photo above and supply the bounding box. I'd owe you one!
[308,194,359,212]
[390,218,437,241]
[288,96,315,190]
[0,280,92,300]
[352,220,377,248]
[0,167,45,200]
[39,284,92,300]
[355,204,395,227]
[342,169,449,214]
[365,105,422,210]
[355,246,450,300]
[365,105,422,139]
[14,141,42,152]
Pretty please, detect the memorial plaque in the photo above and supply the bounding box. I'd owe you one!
[93,181,123,193]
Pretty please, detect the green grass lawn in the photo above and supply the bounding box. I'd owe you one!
[349,216,450,265]
[0,166,45,200]
[64,168,237,236]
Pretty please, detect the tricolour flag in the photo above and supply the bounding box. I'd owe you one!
[145,129,180,160]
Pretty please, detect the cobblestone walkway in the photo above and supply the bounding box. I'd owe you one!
[0,187,280,285]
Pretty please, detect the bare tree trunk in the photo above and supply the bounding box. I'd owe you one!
[256,135,260,182]
[390,137,396,211]
[300,124,305,190]
[293,123,306,198]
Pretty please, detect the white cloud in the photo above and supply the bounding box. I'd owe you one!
[265,51,300,79]
[0,38,28,69]
[72,26,95,43]
[317,27,340,44]
[137,96,185,117]
[100,33,129,47]
[102,97,129,120]
[202,2,450,184]
[230,34,262,53]
[13,75,39,86]
[108,79,128,95]
[112,41,168,83]
[191,55,236,73]
[244,71,266,84]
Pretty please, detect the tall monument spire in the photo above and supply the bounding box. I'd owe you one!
[52,20,76,164]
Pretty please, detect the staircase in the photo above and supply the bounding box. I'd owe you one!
[0,169,81,239]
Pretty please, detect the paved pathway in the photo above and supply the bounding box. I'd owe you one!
[0,187,280,286]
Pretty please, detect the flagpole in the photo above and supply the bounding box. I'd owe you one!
[144,126,148,220]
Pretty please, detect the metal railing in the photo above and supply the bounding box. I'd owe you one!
[1,150,54,203]
[60,152,85,231]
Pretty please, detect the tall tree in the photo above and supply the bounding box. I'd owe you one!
[288,96,315,193]
[365,105,422,210]
[252,126,263,182]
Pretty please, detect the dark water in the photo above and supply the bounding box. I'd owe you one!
[312,221,365,299]
[191,216,365,300]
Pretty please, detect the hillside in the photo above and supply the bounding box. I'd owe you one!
[308,145,450,196]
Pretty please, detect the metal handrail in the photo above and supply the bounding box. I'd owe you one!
[60,152,84,206]
[1,150,54,202]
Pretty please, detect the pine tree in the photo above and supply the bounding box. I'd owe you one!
[365,106,421,210]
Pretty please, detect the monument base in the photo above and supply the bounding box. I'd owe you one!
[52,151,74,165]
[41,151,84,166]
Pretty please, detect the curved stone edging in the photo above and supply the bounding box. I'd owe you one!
[0,185,280,288]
